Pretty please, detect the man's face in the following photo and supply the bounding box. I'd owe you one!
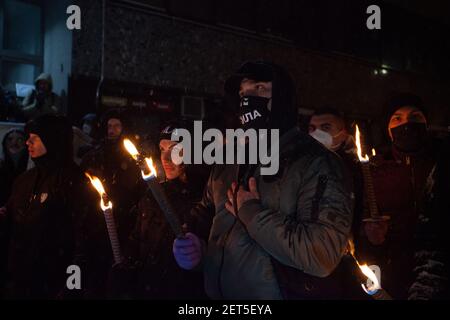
[37,80,50,93]
[309,114,348,146]
[107,118,123,140]
[5,131,26,155]
[239,78,273,109]
[388,106,427,140]
[159,139,184,180]
[26,133,47,158]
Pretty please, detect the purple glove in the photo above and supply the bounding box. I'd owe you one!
[173,232,202,270]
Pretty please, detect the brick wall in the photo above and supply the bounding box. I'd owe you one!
[72,0,450,140]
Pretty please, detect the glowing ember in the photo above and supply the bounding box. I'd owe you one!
[355,125,369,163]
[85,173,112,211]
[123,139,139,160]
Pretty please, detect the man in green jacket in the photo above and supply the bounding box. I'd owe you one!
[173,61,353,299]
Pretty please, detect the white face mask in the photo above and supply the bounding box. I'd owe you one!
[310,129,347,151]
[310,129,333,149]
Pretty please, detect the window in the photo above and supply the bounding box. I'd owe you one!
[0,0,43,92]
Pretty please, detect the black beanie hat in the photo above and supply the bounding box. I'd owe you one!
[99,108,128,137]
[25,114,73,164]
[159,120,192,142]
[224,60,298,135]
[384,93,428,126]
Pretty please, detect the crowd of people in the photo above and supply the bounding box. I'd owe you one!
[0,61,448,300]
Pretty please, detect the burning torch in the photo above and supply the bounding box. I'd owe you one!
[123,139,185,239]
[85,173,123,265]
[348,239,392,300]
[355,125,390,223]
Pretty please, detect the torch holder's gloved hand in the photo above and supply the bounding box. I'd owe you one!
[173,232,203,270]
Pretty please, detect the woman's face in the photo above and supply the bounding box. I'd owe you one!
[5,131,26,155]
[159,139,184,180]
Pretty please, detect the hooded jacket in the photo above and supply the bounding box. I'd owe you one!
[188,127,353,299]
[224,61,297,135]
[3,115,92,299]
[80,109,146,246]
[21,73,62,120]
[357,138,441,299]
[0,129,29,206]
[408,138,450,300]
[186,62,353,299]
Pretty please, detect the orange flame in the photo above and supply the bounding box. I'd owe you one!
[372,148,376,157]
[355,125,369,163]
[141,157,158,180]
[123,139,139,160]
[359,264,381,294]
[347,239,381,294]
[122,139,157,180]
[85,173,112,211]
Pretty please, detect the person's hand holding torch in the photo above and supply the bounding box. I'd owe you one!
[348,239,392,300]
[123,139,184,239]
[123,138,203,270]
[355,125,390,245]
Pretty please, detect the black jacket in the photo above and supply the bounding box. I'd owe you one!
[3,161,91,299]
[408,138,450,300]
[127,178,208,299]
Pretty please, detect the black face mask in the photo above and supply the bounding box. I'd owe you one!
[238,96,270,130]
[391,122,428,153]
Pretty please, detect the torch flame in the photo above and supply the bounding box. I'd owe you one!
[123,139,139,160]
[347,238,356,257]
[372,148,376,157]
[347,239,381,294]
[141,157,158,180]
[355,125,369,163]
[123,138,158,180]
[85,173,112,211]
[359,264,381,294]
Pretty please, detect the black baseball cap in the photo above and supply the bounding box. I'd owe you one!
[224,61,275,95]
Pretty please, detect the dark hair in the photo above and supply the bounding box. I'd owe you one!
[99,108,129,137]
[82,113,97,125]
[312,106,345,118]
[1,129,28,172]
[2,129,26,154]
[159,119,193,142]
[311,106,349,131]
